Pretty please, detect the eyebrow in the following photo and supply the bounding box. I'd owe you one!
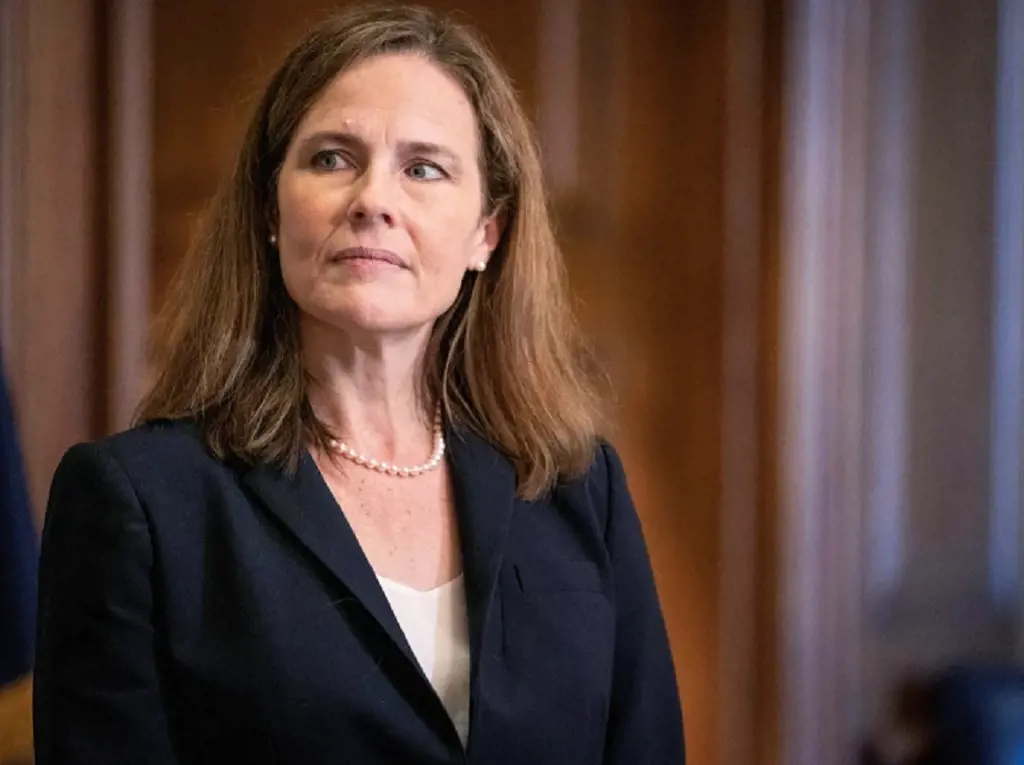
[296,131,463,171]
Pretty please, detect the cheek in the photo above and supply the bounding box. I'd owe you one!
[276,181,330,302]
[411,196,485,274]
[277,176,338,248]
[277,248,312,310]
[281,208,322,248]
[416,226,477,288]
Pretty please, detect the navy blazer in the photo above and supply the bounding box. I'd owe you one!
[34,420,684,764]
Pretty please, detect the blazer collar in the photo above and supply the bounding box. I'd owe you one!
[239,423,524,709]
[241,451,415,664]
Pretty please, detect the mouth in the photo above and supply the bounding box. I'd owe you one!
[329,247,407,269]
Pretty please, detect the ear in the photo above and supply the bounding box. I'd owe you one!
[468,210,504,269]
[265,204,280,248]
[483,209,503,251]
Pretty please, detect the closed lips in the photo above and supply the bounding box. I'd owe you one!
[331,247,407,268]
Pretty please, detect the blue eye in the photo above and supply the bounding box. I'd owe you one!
[406,162,446,181]
[312,150,350,171]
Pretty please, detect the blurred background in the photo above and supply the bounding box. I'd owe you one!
[1,0,1022,764]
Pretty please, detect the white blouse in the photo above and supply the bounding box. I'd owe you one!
[376,573,471,746]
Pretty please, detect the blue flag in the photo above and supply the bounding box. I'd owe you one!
[0,352,37,687]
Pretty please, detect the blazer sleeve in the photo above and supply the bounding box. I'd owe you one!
[601,443,686,764]
[34,441,179,765]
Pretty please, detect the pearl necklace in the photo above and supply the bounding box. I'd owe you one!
[328,410,445,477]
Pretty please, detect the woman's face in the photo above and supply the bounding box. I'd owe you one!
[275,53,499,340]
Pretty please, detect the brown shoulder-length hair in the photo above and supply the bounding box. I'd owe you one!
[136,4,609,499]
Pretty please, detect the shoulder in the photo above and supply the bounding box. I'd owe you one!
[52,419,234,506]
[94,418,208,463]
[566,439,629,493]
[58,418,210,472]
[47,421,252,566]
[552,439,632,535]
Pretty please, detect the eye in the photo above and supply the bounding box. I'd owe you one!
[406,162,447,181]
[311,150,351,172]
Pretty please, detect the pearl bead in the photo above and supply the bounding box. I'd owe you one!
[328,408,445,477]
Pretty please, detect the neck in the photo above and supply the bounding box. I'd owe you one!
[302,315,436,464]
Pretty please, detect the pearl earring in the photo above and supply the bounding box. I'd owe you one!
[269,233,278,246]
[473,261,487,272]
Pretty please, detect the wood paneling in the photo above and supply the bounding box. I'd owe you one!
[756,4,786,762]
[105,0,153,433]
[0,0,105,515]
[0,0,154,509]
[612,5,728,764]
[0,676,32,764]
[0,1,120,758]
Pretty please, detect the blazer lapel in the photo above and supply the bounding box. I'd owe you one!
[242,427,525,750]
[445,426,524,700]
[240,453,417,667]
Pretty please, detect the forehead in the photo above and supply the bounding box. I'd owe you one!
[296,53,479,150]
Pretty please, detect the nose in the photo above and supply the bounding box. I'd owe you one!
[347,167,396,228]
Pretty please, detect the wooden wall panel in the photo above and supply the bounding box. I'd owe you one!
[0,1,114,761]
[755,5,786,762]
[105,0,154,432]
[607,5,729,765]
[0,0,154,510]
[0,0,105,516]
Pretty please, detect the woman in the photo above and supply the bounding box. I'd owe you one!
[34,5,684,764]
